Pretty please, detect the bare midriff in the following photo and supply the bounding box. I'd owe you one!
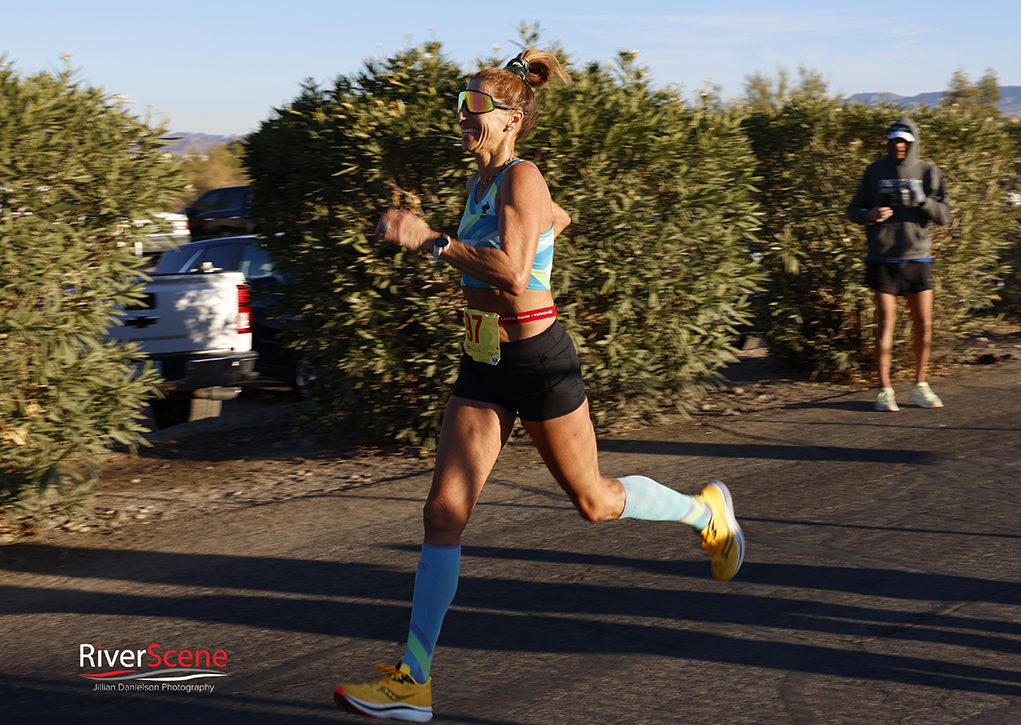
[462,287,556,343]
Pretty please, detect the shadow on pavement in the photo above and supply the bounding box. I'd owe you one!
[598,439,937,464]
[3,542,1019,699]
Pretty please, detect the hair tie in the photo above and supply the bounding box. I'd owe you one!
[505,57,529,82]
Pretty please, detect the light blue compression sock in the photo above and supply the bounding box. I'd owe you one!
[617,475,711,530]
[402,544,460,684]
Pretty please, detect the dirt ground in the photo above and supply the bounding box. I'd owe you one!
[3,329,1019,547]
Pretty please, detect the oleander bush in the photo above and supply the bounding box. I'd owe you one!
[0,59,180,523]
[999,118,1021,314]
[743,99,1017,378]
[526,52,764,429]
[245,39,764,445]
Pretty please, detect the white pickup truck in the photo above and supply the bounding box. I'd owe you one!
[108,264,259,427]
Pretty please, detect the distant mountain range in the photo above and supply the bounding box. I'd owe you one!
[161,132,244,155]
[166,86,1020,146]
[843,85,1021,117]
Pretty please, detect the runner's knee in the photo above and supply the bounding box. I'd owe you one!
[423,497,471,536]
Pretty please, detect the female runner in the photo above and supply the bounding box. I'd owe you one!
[334,49,744,722]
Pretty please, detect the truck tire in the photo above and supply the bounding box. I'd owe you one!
[292,357,317,399]
[150,397,189,428]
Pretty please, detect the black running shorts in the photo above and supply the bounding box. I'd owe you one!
[451,320,587,422]
[865,261,933,296]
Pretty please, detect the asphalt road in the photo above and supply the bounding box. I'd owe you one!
[2,358,1019,724]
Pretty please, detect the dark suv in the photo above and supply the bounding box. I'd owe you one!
[185,185,256,241]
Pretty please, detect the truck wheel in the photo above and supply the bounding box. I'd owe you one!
[292,357,317,399]
[150,397,190,428]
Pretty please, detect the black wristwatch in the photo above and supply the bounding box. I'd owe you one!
[432,234,451,262]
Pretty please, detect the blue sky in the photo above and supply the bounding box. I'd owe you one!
[3,1,1018,137]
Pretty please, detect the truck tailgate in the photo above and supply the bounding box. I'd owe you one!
[110,271,253,356]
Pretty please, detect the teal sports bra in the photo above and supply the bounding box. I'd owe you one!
[457,159,555,290]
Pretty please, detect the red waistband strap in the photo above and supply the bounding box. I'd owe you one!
[498,306,558,325]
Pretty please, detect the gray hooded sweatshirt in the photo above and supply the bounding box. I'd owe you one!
[848,116,951,261]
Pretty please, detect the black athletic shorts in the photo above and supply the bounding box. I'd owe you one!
[865,261,934,296]
[451,319,587,421]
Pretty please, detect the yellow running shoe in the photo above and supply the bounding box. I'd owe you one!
[698,480,745,581]
[334,663,432,722]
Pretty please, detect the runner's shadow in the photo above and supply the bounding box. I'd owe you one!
[779,400,882,412]
[597,439,934,464]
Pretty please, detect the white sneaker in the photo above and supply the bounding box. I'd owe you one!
[875,387,899,411]
[909,382,943,408]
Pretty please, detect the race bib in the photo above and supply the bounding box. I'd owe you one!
[462,307,501,365]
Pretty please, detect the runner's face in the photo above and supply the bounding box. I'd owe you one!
[457,79,516,154]
[888,139,909,160]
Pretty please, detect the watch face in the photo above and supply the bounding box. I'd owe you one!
[432,234,450,261]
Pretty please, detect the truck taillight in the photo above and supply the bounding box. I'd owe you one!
[237,284,252,334]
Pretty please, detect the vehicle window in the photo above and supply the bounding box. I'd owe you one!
[196,244,241,272]
[238,244,276,280]
[223,187,248,209]
[192,190,226,214]
[153,246,203,275]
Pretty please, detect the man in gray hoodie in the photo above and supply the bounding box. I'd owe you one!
[849,116,951,411]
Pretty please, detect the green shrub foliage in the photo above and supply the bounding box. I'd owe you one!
[245,42,764,445]
[998,118,1021,314]
[523,53,765,428]
[743,99,1016,377]
[0,60,179,521]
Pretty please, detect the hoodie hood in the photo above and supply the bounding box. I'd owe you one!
[887,116,921,165]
